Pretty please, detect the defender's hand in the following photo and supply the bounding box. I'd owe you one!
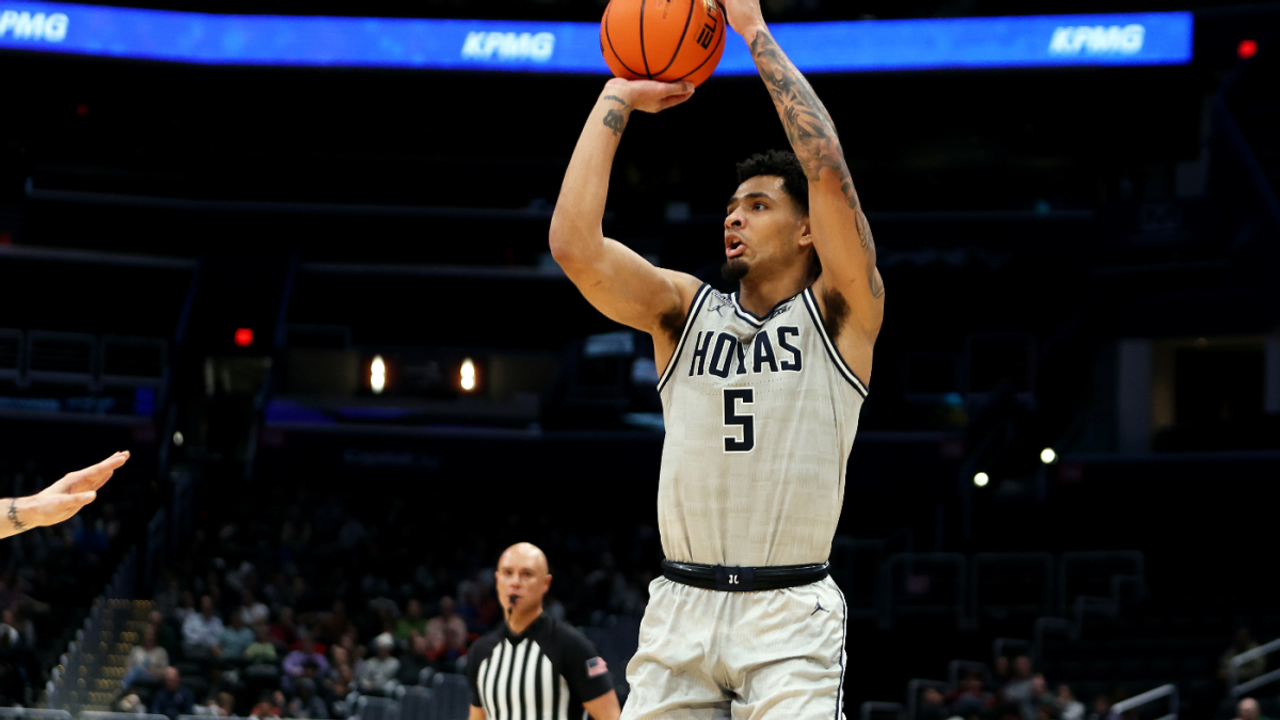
[604,78,695,114]
[17,451,129,529]
[721,0,767,38]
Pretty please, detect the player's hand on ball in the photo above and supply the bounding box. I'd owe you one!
[18,451,129,529]
[605,78,695,114]
[720,0,766,37]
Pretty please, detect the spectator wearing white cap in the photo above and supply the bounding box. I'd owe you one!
[356,633,401,695]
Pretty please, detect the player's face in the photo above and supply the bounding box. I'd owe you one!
[495,547,551,618]
[724,175,811,281]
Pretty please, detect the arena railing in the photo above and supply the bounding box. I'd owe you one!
[44,546,139,713]
[1228,637,1280,697]
[859,701,904,720]
[992,637,1032,664]
[1107,684,1178,720]
[1057,551,1144,616]
[0,709,73,720]
[883,553,966,629]
[81,712,170,720]
[970,552,1053,622]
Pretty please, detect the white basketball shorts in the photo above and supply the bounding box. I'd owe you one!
[621,575,848,720]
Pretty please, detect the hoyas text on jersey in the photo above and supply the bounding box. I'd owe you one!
[687,328,803,378]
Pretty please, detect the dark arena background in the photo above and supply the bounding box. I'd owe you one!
[1,0,1278,719]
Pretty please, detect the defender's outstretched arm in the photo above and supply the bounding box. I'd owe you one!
[549,80,703,343]
[724,1,885,330]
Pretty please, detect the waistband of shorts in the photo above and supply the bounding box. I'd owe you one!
[660,560,830,592]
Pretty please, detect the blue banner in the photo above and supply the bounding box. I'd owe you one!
[0,3,1193,73]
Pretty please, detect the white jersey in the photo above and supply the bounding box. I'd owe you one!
[655,284,867,568]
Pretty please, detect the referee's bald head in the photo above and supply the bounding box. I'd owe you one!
[496,542,553,623]
[498,542,550,575]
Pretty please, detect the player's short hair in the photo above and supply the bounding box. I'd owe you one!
[736,150,809,216]
[735,150,821,278]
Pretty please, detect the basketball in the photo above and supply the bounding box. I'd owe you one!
[600,0,728,87]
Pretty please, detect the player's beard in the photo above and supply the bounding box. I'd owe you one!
[721,258,749,282]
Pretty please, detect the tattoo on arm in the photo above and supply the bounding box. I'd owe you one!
[751,29,882,296]
[602,108,628,137]
[602,95,630,107]
[8,498,24,531]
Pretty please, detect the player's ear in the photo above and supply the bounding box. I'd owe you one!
[798,215,813,248]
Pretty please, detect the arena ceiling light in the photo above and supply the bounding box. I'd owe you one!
[974,472,990,488]
[1040,448,1058,465]
[0,4,1193,73]
[370,354,387,395]
[460,358,477,392]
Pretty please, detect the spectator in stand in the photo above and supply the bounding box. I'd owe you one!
[270,606,301,652]
[1221,628,1267,683]
[154,575,182,619]
[397,634,433,686]
[317,600,353,645]
[357,633,401,694]
[394,599,428,642]
[328,646,355,704]
[426,596,468,642]
[151,667,195,720]
[174,591,197,625]
[1000,656,1036,720]
[1086,694,1112,720]
[246,625,279,665]
[919,687,951,720]
[287,678,330,720]
[284,632,331,684]
[218,609,256,659]
[1032,674,1056,716]
[207,661,242,705]
[149,610,179,656]
[0,610,20,647]
[123,626,170,686]
[208,690,236,717]
[442,623,468,669]
[423,626,448,665]
[951,672,994,720]
[251,690,285,718]
[1238,697,1272,720]
[182,595,225,659]
[241,588,270,626]
[1055,685,1084,720]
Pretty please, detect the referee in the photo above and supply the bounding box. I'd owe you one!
[467,543,622,720]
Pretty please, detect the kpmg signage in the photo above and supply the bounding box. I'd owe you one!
[0,3,1193,73]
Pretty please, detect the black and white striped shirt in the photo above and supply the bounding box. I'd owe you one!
[467,615,614,720]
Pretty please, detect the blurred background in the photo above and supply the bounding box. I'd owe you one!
[0,1,1277,719]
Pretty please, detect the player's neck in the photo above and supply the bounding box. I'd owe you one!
[505,606,543,636]
[737,271,810,318]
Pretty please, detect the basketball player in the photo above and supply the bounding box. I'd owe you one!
[1,451,129,539]
[548,0,883,716]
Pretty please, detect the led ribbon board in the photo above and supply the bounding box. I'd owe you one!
[0,3,1193,73]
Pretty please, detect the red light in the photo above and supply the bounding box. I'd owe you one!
[233,328,254,347]
[76,103,89,116]
[1238,40,1257,60]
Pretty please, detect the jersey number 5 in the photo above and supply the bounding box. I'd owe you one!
[723,388,755,453]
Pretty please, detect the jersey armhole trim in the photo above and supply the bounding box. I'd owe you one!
[657,284,712,393]
[802,288,869,398]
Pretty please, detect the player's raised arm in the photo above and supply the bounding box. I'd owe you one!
[549,80,704,345]
[0,451,128,540]
[724,0,885,334]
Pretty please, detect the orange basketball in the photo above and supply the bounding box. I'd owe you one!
[601,0,728,87]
